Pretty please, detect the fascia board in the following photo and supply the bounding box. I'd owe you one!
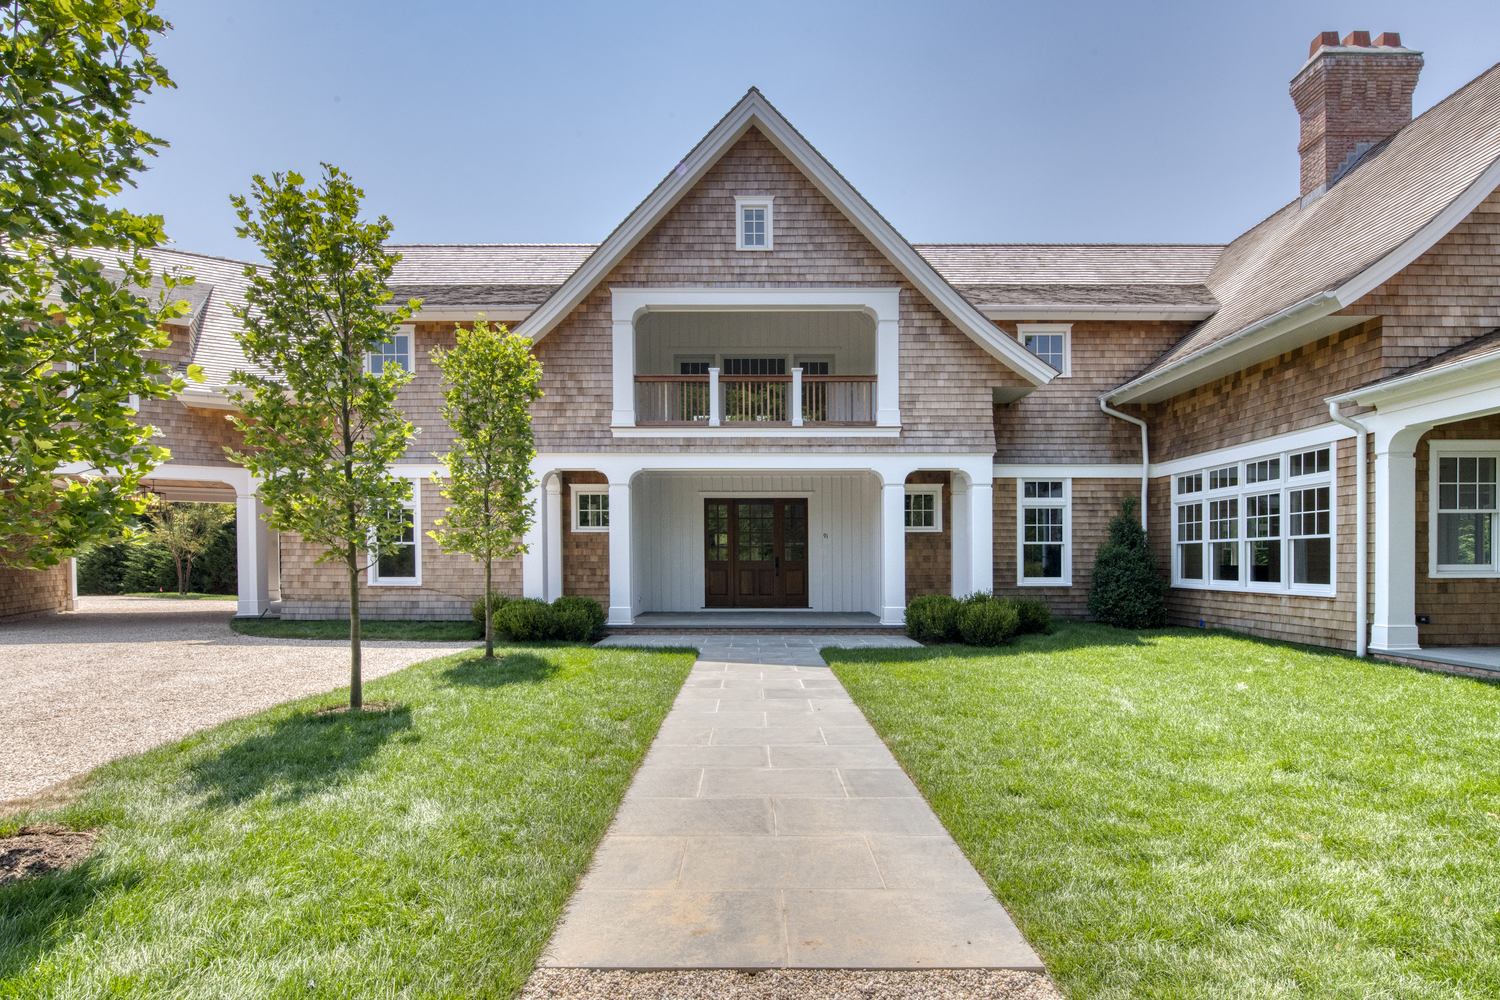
[1106,152,1500,406]
[1333,152,1500,305]
[516,91,1056,387]
[1329,350,1500,410]
[980,304,1217,322]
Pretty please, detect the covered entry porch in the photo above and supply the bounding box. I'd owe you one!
[520,453,997,626]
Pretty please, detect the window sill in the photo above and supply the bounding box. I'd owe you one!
[1019,577,1072,588]
[369,579,422,588]
[1431,567,1500,578]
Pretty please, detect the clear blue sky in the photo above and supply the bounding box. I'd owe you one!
[124,0,1500,261]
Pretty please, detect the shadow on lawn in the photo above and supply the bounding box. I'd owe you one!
[187,704,413,807]
[0,855,140,981]
[440,651,557,688]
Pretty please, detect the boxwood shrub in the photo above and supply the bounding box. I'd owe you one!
[904,594,960,643]
[956,597,1020,647]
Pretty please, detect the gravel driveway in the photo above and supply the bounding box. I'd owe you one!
[0,596,478,803]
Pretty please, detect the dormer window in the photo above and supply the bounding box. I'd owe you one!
[735,196,773,251]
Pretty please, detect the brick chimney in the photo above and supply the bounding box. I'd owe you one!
[1290,31,1423,199]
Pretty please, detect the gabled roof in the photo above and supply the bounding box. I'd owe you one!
[1111,60,1500,404]
[514,89,1058,386]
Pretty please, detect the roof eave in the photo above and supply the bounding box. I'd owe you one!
[1329,349,1500,409]
[979,304,1217,322]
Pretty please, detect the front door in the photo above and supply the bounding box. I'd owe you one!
[704,499,809,608]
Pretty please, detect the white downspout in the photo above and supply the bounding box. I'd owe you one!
[1100,397,1149,530]
[1328,399,1369,657]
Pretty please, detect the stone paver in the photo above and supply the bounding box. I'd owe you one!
[0,597,477,801]
[596,634,920,668]
[542,658,1041,970]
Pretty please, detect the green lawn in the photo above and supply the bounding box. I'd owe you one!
[826,624,1500,1000]
[118,592,238,601]
[0,645,695,998]
[229,617,484,641]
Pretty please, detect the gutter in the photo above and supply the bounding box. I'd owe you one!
[1326,400,1369,658]
[1108,291,1342,404]
[980,304,1216,322]
[1328,346,1500,407]
[1098,397,1149,530]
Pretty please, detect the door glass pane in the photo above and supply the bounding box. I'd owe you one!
[784,502,807,562]
[705,503,728,562]
[737,502,775,561]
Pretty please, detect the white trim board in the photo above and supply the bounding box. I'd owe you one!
[993,464,1142,479]
[1149,422,1356,479]
[513,88,1056,386]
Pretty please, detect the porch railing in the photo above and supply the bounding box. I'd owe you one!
[634,370,877,426]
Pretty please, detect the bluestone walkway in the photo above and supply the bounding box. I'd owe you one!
[595,634,919,668]
[542,654,1042,970]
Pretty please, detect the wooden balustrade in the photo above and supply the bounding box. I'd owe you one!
[634,374,876,425]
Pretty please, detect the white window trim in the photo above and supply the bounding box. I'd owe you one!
[1016,323,1071,377]
[368,480,421,587]
[365,326,414,374]
[1427,439,1500,578]
[1016,478,1072,587]
[904,485,942,533]
[1170,442,1337,596]
[571,484,610,533]
[734,196,774,251]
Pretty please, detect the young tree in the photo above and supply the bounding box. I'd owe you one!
[1087,496,1168,629]
[226,165,419,710]
[141,499,231,594]
[0,0,203,568]
[428,318,544,658]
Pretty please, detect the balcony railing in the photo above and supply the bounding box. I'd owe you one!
[634,371,876,426]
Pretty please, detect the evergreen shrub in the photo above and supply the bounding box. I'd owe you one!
[904,594,960,643]
[957,597,1020,647]
[496,597,558,641]
[1087,496,1167,628]
[1013,597,1053,635]
[471,590,510,623]
[552,595,607,642]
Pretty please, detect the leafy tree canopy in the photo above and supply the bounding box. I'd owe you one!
[0,0,203,568]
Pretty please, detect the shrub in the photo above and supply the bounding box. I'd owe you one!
[471,590,511,623]
[496,597,558,641]
[1088,496,1167,629]
[957,597,1019,647]
[552,595,607,642]
[959,590,995,607]
[905,594,960,643]
[1013,597,1053,635]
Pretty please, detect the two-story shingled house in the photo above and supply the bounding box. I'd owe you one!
[8,31,1499,669]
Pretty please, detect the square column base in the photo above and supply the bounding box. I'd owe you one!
[608,606,635,626]
[1369,624,1421,653]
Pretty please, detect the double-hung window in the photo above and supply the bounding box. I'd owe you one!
[734,196,773,250]
[1430,443,1499,576]
[572,486,609,532]
[1016,323,1070,376]
[905,486,941,532]
[369,485,420,586]
[1172,443,1335,593]
[1018,479,1070,585]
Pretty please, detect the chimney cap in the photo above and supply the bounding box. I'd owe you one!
[1375,32,1402,48]
[1310,31,1340,58]
[1342,30,1372,48]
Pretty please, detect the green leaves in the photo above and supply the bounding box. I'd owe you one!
[0,1,194,568]
[225,164,419,567]
[427,317,544,565]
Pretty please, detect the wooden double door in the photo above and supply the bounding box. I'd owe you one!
[704,498,809,608]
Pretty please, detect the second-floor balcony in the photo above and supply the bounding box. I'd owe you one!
[635,370,877,426]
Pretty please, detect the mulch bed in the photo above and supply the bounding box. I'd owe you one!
[312,700,399,719]
[0,824,97,885]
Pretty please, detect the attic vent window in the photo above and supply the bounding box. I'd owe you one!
[734,196,773,251]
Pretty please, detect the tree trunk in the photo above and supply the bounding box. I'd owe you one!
[184,554,195,595]
[173,552,186,595]
[348,539,362,710]
[484,555,493,658]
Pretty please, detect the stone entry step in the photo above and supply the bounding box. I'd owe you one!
[541,660,1042,971]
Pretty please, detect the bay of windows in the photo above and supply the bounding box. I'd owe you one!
[1174,445,1334,593]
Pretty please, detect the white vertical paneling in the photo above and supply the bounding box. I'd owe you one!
[633,471,880,612]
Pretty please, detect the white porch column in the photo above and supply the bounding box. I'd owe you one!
[611,318,636,426]
[969,480,994,595]
[1369,431,1423,652]
[791,367,803,426]
[879,480,906,624]
[235,492,272,617]
[521,482,546,599]
[708,367,721,427]
[876,316,901,427]
[545,475,564,601]
[607,480,634,625]
[950,478,971,598]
